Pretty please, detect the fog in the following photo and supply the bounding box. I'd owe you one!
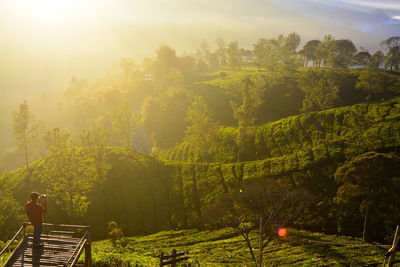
[0,0,398,163]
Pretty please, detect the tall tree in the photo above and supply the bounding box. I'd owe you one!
[299,70,339,112]
[335,39,357,66]
[385,45,400,71]
[300,40,321,67]
[371,50,384,68]
[12,101,38,170]
[80,128,110,181]
[112,101,141,150]
[231,76,262,161]
[154,45,178,82]
[184,96,219,163]
[227,41,241,70]
[381,36,400,70]
[283,32,301,54]
[42,128,98,221]
[315,34,337,67]
[216,37,227,66]
[253,38,268,69]
[236,178,310,266]
[352,51,371,68]
[334,152,400,241]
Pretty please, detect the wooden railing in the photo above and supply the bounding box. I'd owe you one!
[160,249,190,266]
[0,222,92,267]
[0,225,25,256]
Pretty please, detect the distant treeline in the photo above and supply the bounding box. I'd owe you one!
[1,34,400,171]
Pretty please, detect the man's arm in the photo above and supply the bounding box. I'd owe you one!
[40,195,47,213]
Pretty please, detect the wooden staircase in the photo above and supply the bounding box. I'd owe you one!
[0,223,92,267]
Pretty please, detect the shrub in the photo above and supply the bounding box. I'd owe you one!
[107,221,125,246]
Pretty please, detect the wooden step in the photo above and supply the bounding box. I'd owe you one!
[50,230,76,237]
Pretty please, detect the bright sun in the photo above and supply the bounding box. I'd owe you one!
[8,0,91,24]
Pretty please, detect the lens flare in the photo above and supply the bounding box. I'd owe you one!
[278,228,287,237]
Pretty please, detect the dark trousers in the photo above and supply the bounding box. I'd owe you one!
[33,225,42,246]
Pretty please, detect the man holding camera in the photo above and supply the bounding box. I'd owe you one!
[26,192,47,249]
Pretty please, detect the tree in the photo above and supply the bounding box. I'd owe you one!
[253,38,268,69]
[184,96,219,163]
[227,41,241,70]
[236,178,310,266]
[154,45,178,82]
[334,152,400,242]
[0,191,23,240]
[355,62,396,100]
[231,76,262,161]
[299,69,339,112]
[141,89,192,151]
[80,128,110,181]
[352,51,371,68]
[381,36,400,70]
[283,32,301,54]
[12,101,38,170]
[300,40,321,67]
[216,37,227,66]
[112,101,141,150]
[371,50,384,68]
[335,39,357,66]
[385,45,400,71]
[314,35,337,67]
[41,128,98,221]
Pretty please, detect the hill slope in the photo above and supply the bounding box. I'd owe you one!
[87,227,388,266]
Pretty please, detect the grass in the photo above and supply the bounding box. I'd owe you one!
[84,227,392,266]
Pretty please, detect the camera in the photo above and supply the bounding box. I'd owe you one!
[40,194,47,199]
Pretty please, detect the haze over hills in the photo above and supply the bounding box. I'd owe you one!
[1,0,399,101]
[0,0,399,156]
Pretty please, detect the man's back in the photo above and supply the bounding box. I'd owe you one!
[26,200,46,226]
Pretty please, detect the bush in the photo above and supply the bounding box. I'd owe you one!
[107,221,125,246]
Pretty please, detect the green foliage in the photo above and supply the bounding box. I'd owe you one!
[334,152,400,242]
[12,100,39,169]
[299,69,340,112]
[231,76,262,161]
[356,64,400,100]
[40,128,98,221]
[184,96,219,162]
[86,227,386,266]
[108,221,125,246]
[141,88,192,151]
[0,192,24,241]
[111,101,141,149]
[164,97,400,168]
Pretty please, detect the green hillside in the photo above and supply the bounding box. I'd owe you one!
[2,97,400,242]
[161,97,400,170]
[84,227,389,266]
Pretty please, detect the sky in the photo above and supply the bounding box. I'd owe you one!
[0,0,399,103]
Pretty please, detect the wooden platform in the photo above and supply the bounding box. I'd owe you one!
[5,234,85,267]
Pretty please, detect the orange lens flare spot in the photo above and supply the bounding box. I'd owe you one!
[278,228,287,237]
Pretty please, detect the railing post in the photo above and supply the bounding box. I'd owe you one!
[160,252,164,266]
[171,249,177,267]
[85,228,92,267]
[388,225,400,267]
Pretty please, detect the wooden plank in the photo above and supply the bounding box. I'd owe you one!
[388,225,400,266]
[50,230,75,237]
[162,251,189,259]
[28,235,81,242]
[161,256,189,266]
[27,237,81,244]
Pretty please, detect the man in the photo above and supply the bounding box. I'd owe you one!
[26,192,47,248]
